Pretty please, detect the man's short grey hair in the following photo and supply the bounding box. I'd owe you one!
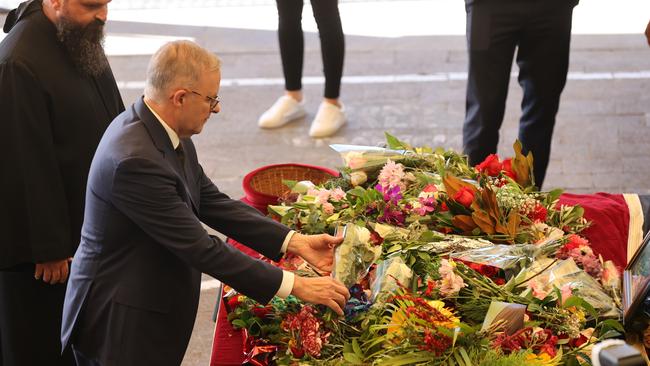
[145,40,221,101]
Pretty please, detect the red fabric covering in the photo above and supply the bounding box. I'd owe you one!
[210,238,261,366]
[559,193,629,268]
[210,195,269,365]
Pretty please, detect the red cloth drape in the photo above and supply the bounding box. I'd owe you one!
[558,192,629,268]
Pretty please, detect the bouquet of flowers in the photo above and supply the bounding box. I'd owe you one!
[225,134,624,365]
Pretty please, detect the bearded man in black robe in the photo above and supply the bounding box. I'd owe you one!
[0,0,124,364]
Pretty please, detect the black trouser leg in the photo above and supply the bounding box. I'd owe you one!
[516,2,574,188]
[462,1,520,167]
[310,0,345,99]
[277,0,305,92]
[0,268,75,366]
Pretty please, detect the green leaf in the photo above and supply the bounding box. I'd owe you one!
[563,295,598,320]
[385,132,410,150]
[282,179,297,189]
[576,352,593,366]
[599,330,622,339]
[599,318,625,333]
[231,319,246,329]
[352,338,363,357]
[459,347,473,366]
[387,244,403,253]
[343,352,363,364]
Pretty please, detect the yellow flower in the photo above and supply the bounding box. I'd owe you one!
[525,350,562,365]
[427,300,460,328]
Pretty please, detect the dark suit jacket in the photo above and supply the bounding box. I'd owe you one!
[62,98,290,365]
[0,0,124,269]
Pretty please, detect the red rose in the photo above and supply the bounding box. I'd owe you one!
[251,306,271,319]
[453,187,475,208]
[502,158,517,180]
[227,295,242,310]
[569,334,588,348]
[476,154,503,177]
[439,202,449,212]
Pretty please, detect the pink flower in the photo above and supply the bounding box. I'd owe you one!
[344,152,367,170]
[378,159,406,189]
[529,280,549,300]
[322,202,335,215]
[560,284,573,304]
[438,259,465,296]
[330,187,346,202]
[413,197,436,216]
[601,260,620,288]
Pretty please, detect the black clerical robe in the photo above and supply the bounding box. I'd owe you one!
[0,0,124,269]
[0,1,124,365]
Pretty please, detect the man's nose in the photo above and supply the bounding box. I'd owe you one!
[211,104,220,114]
[95,7,108,23]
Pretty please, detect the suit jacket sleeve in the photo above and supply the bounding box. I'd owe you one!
[197,164,290,262]
[111,157,283,304]
[0,60,73,263]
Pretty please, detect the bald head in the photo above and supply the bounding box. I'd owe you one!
[145,41,221,103]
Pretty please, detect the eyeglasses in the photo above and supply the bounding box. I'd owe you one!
[189,90,220,110]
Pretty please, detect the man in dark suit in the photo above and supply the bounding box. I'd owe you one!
[462,0,578,189]
[62,40,350,366]
[0,0,123,364]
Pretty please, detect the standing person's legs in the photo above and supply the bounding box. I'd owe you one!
[463,1,520,167]
[0,266,75,366]
[516,1,574,188]
[307,0,346,137]
[258,0,308,129]
[277,0,305,97]
[310,0,345,101]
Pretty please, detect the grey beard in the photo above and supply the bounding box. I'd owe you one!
[56,17,109,78]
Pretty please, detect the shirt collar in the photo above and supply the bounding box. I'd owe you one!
[143,99,180,149]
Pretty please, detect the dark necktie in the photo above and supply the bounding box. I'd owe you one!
[175,143,185,172]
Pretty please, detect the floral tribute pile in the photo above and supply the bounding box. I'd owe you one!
[225,134,624,366]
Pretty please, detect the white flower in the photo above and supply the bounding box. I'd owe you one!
[292,180,316,194]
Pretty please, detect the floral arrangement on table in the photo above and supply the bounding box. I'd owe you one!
[225,134,624,365]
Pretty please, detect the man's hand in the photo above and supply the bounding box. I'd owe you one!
[34,258,72,284]
[287,233,343,273]
[291,276,350,316]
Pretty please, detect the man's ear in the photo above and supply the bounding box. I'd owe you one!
[170,89,186,107]
[49,0,63,12]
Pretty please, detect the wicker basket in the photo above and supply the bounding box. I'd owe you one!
[242,163,339,213]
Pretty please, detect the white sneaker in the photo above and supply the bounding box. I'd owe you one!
[308,102,346,138]
[258,96,306,128]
